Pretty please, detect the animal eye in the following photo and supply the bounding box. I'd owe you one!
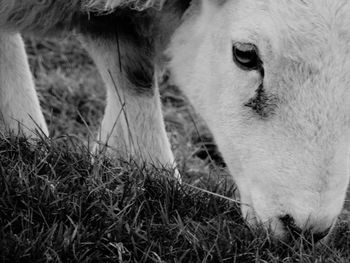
[233,43,262,71]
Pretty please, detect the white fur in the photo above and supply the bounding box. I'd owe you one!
[0,32,48,136]
[81,37,175,166]
[86,0,165,11]
[0,0,165,33]
[168,0,350,238]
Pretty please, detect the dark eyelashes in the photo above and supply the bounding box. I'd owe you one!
[232,43,263,71]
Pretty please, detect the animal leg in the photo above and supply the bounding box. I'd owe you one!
[0,33,48,137]
[81,37,175,168]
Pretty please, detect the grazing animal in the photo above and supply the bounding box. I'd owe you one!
[1,0,350,242]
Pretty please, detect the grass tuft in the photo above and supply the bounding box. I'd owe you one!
[0,135,350,262]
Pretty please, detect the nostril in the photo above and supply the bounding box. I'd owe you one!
[279,214,303,239]
[279,214,295,227]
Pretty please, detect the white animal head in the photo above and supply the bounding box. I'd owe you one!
[168,0,350,241]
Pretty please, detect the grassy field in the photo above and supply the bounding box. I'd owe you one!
[0,36,350,262]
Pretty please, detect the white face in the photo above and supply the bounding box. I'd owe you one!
[168,0,350,240]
